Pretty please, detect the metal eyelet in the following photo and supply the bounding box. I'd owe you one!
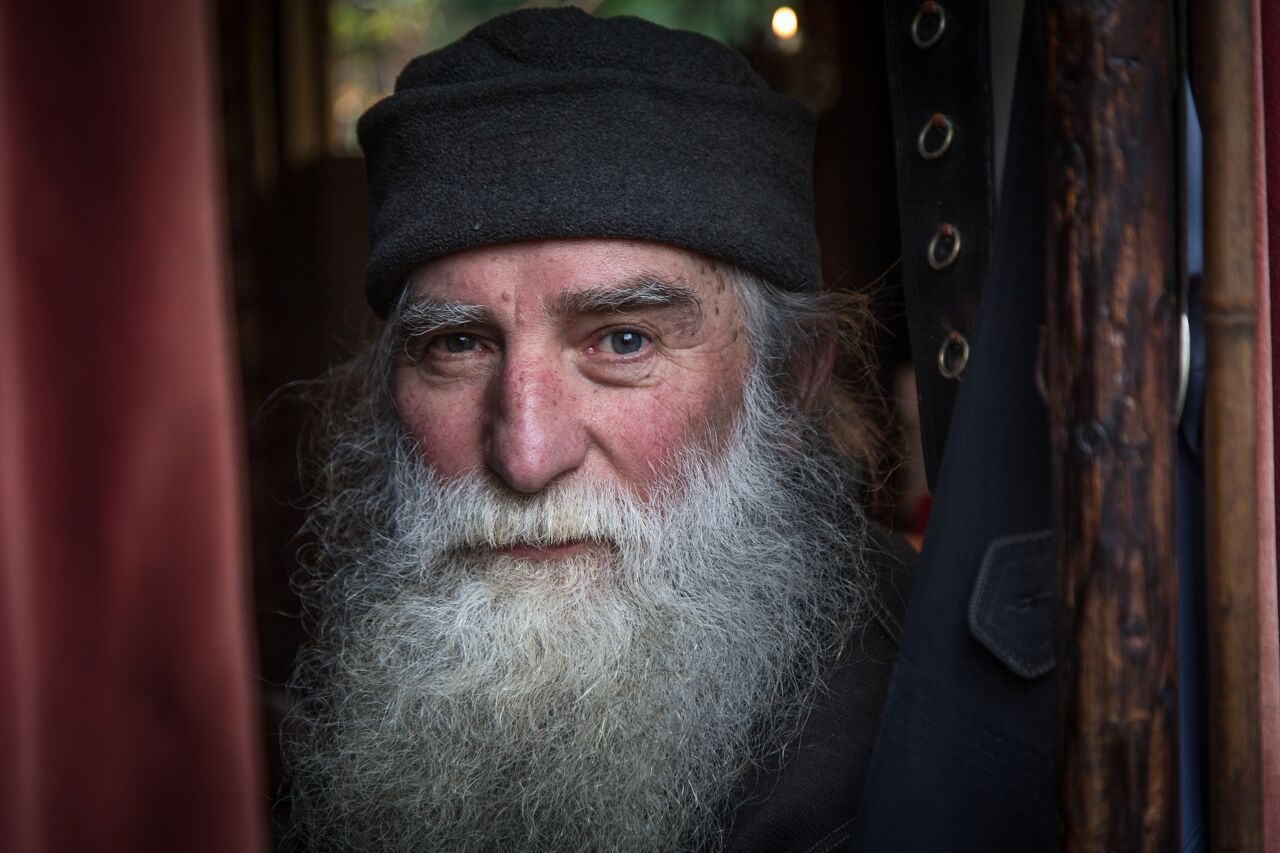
[927,223,961,270]
[937,330,970,380]
[916,112,954,160]
[911,1,946,49]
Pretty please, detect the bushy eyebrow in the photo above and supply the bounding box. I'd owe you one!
[394,274,703,348]
[396,297,493,339]
[552,275,702,321]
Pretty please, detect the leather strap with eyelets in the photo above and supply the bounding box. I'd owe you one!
[917,112,956,160]
[883,0,996,489]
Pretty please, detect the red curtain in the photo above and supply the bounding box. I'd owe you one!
[1266,0,1280,552]
[0,3,266,852]
[1260,0,1280,845]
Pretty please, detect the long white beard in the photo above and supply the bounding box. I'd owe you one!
[285,372,871,852]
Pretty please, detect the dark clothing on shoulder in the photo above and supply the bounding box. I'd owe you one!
[724,527,915,853]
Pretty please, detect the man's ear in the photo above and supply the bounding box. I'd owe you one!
[793,335,837,412]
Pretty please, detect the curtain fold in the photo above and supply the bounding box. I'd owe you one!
[1259,0,1280,845]
[0,2,266,851]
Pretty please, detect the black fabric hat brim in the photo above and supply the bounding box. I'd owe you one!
[358,15,822,317]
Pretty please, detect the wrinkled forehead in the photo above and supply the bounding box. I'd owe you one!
[401,238,740,315]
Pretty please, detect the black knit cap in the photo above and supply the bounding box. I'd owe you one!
[357,6,821,317]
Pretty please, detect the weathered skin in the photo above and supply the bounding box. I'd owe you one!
[394,238,780,558]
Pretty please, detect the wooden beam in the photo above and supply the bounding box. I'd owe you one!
[1194,0,1265,847]
[1044,1,1180,849]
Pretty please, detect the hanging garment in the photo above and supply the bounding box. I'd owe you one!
[854,4,1210,848]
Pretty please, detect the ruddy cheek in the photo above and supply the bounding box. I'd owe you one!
[396,385,486,478]
[630,409,690,464]
[588,390,725,485]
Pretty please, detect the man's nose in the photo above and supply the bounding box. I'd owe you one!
[485,358,588,493]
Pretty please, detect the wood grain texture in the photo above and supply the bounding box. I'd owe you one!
[1045,2,1180,850]
[1193,0,1265,848]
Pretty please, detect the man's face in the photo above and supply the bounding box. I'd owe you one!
[287,235,874,852]
[394,238,752,531]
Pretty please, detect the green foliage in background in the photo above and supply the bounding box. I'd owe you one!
[331,0,782,57]
[330,0,436,56]
[593,0,781,45]
[327,0,785,152]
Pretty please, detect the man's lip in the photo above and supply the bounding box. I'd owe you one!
[494,539,601,559]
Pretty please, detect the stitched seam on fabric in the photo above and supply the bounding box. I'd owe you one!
[973,589,1053,677]
[803,817,855,853]
[811,832,852,853]
[982,548,1054,675]
[968,531,1054,676]
[969,575,1035,673]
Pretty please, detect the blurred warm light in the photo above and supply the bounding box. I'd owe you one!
[332,86,366,124]
[771,6,799,40]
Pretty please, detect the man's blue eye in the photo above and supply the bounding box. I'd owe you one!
[605,331,646,355]
[442,334,477,353]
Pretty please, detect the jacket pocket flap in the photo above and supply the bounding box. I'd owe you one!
[968,530,1055,679]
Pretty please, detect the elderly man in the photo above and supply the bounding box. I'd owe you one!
[284,7,913,852]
